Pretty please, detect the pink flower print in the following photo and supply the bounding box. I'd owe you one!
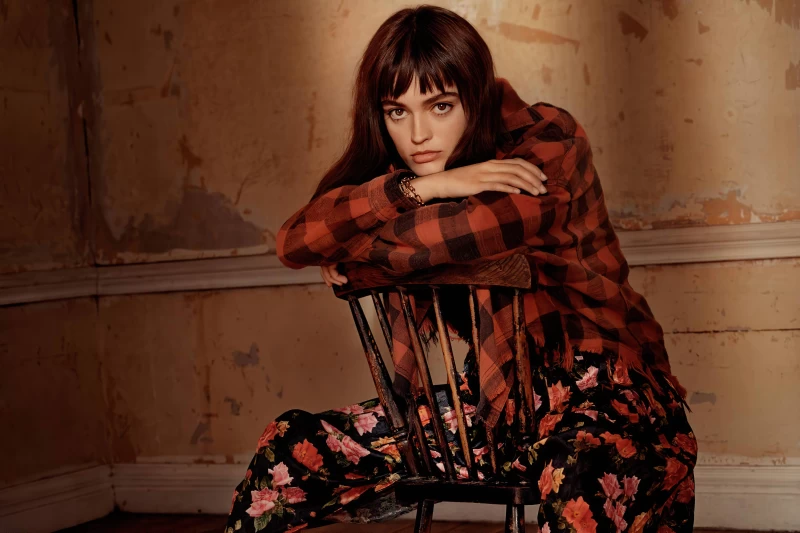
[603,499,627,532]
[622,389,640,404]
[541,524,551,533]
[575,430,601,448]
[673,432,698,456]
[340,435,371,464]
[547,381,572,413]
[246,487,279,517]
[257,421,279,450]
[369,404,385,418]
[573,407,599,421]
[338,484,373,505]
[562,496,598,533]
[281,486,307,504]
[459,371,472,394]
[292,439,324,472]
[612,360,633,385]
[472,445,489,461]
[576,366,599,391]
[534,389,542,411]
[512,457,527,471]
[662,457,689,491]
[457,466,470,479]
[443,409,459,433]
[429,449,442,458]
[268,462,293,488]
[598,472,623,500]
[623,475,640,501]
[333,404,365,415]
[538,460,555,499]
[325,434,342,453]
[462,403,476,426]
[538,413,563,438]
[615,438,637,458]
[417,405,432,426]
[320,419,345,437]
[245,469,253,480]
[505,398,515,426]
[354,412,379,435]
[435,461,445,473]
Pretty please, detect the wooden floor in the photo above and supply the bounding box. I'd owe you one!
[56,511,772,533]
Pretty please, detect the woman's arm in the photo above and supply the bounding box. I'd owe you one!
[353,104,595,273]
[276,169,421,269]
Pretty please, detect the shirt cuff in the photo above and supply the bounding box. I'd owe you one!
[369,169,422,222]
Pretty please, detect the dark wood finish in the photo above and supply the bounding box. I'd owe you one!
[512,290,534,434]
[414,499,435,533]
[396,480,537,506]
[333,256,539,532]
[348,296,405,431]
[504,504,525,533]
[399,287,457,480]
[431,286,475,478]
[332,254,533,300]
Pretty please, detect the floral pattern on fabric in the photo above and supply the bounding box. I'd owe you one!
[225,348,696,533]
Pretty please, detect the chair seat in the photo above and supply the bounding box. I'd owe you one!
[395,477,540,506]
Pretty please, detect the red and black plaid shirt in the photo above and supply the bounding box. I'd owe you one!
[277,77,689,428]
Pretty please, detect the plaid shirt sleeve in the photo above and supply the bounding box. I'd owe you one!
[276,169,421,269]
[357,104,591,273]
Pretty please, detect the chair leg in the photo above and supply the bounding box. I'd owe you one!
[414,499,434,533]
[504,503,525,533]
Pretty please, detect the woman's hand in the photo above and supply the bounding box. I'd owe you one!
[320,263,348,287]
[411,158,549,202]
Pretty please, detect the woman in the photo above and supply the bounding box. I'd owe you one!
[225,5,697,533]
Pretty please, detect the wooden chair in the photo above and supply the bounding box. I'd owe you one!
[330,254,539,533]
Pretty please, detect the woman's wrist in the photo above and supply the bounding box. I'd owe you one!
[408,175,437,203]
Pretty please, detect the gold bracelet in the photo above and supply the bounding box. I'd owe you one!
[399,174,425,206]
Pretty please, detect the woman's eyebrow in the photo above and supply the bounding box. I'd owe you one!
[381,91,459,107]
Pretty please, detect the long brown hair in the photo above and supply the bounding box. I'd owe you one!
[311,5,504,200]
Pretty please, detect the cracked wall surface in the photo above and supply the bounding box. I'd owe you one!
[1,0,798,487]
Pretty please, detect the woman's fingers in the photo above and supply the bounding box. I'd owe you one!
[494,159,548,193]
[320,265,347,286]
[320,266,332,287]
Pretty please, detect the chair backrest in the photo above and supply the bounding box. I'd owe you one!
[332,254,535,481]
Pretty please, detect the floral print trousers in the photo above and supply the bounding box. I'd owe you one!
[225,347,697,533]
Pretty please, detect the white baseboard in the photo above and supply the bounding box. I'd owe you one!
[0,464,114,533]
[2,221,799,306]
[3,461,795,532]
[112,462,800,530]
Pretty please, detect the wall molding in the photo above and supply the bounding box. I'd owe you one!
[2,221,799,306]
[1,462,798,531]
[0,464,114,533]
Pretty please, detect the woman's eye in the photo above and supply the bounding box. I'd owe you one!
[386,103,452,121]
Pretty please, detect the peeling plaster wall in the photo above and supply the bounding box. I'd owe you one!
[0,298,109,487]
[82,0,799,267]
[92,259,798,465]
[0,0,92,274]
[1,0,799,488]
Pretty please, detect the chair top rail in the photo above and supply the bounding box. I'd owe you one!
[332,254,533,300]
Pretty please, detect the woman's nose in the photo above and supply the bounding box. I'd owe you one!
[411,117,432,143]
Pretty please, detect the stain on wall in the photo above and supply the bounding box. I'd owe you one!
[3,0,799,271]
[1,0,799,487]
[0,0,92,274]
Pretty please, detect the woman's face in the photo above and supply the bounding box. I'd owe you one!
[381,76,468,176]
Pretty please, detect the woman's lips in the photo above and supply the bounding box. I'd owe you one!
[412,151,441,164]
